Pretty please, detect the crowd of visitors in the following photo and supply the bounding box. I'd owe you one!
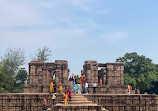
[42,74,140,110]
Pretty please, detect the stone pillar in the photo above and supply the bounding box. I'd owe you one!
[83,61,98,85]
[55,60,69,86]
[106,63,124,86]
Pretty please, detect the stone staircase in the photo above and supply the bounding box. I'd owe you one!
[61,94,93,105]
[47,94,108,111]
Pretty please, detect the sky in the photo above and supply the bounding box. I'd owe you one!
[0,0,158,75]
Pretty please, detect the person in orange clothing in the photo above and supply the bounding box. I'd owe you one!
[64,91,68,105]
[59,82,63,94]
[137,89,140,94]
[50,81,54,93]
[100,79,102,85]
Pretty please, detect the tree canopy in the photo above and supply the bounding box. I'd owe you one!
[116,52,158,94]
[33,46,52,61]
[0,48,28,93]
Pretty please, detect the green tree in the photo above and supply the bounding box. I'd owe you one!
[33,46,52,61]
[116,52,158,94]
[0,48,26,93]
[0,64,5,93]
[13,68,28,93]
[76,75,79,84]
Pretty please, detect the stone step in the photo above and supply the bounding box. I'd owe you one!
[102,107,109,111]
[71,95,85,98]
[71,97,85,99]
[71,98,87,101]
[61,100,92,104]
[70,101,92,104]
[56,103,99,106]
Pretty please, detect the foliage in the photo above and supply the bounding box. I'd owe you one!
[116,52,158,94]
[0,48,27,93]
[13,68,28,93]
[1,48,25,73]
[33,46,52,61]
[76,75,79,84]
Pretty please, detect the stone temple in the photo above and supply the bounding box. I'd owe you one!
[0,60,158,111]
[24,60,69,93]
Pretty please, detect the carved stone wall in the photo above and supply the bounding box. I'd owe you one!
[1,93,158,111]
[83,61,126,94]
[83,61,124,86]
[24,60,69,93]
[83,61,98,85]
[85,94,158,111]
[0,93,64,111]
[106,63,124,86]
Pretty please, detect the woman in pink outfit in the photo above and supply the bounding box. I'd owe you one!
[43,98,47,111]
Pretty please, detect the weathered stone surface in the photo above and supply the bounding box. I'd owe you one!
[83,61,127,94]
[24,60,69,93]
[1,60,158,111]
[84,94,158,111]
[0,93,158,111]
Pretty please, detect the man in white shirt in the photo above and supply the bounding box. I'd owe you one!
[85,82,88,94]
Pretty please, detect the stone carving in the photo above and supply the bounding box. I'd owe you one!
[83,61,127,94]
[24,60,69,93]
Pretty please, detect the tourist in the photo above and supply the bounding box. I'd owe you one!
[72,73,74,84]
[85,82,88,94]
[82,75,86,93]
[64,91,68,105]
[50,81,54,93]
[51,93,56,105]
[73,83,77,95]
[74,75,77,84]
[100,79,102,85]
[128,85,130,94]
[78,84,81,94]
[80,74,83,92]
[59,82,63,94]
[137,89,140,94]
[76,83,79,93]
[43,98,47,111]
[68,89,71,102]
[93,81,97,94]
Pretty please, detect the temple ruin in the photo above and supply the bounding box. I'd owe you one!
[24,60,69,93]
[24,60,127,94]
[82,61,127,94]
[0,60,158,111]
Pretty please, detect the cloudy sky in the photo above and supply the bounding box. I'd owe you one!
[0,0,158,74]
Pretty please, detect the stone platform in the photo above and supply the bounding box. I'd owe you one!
[0,93,158,111]
[48,94,107,111]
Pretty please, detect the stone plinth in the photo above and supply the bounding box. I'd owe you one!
[1,93,158,111]
[87,85,128,94]
[51,105,102,111]
[85,94,158,111]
